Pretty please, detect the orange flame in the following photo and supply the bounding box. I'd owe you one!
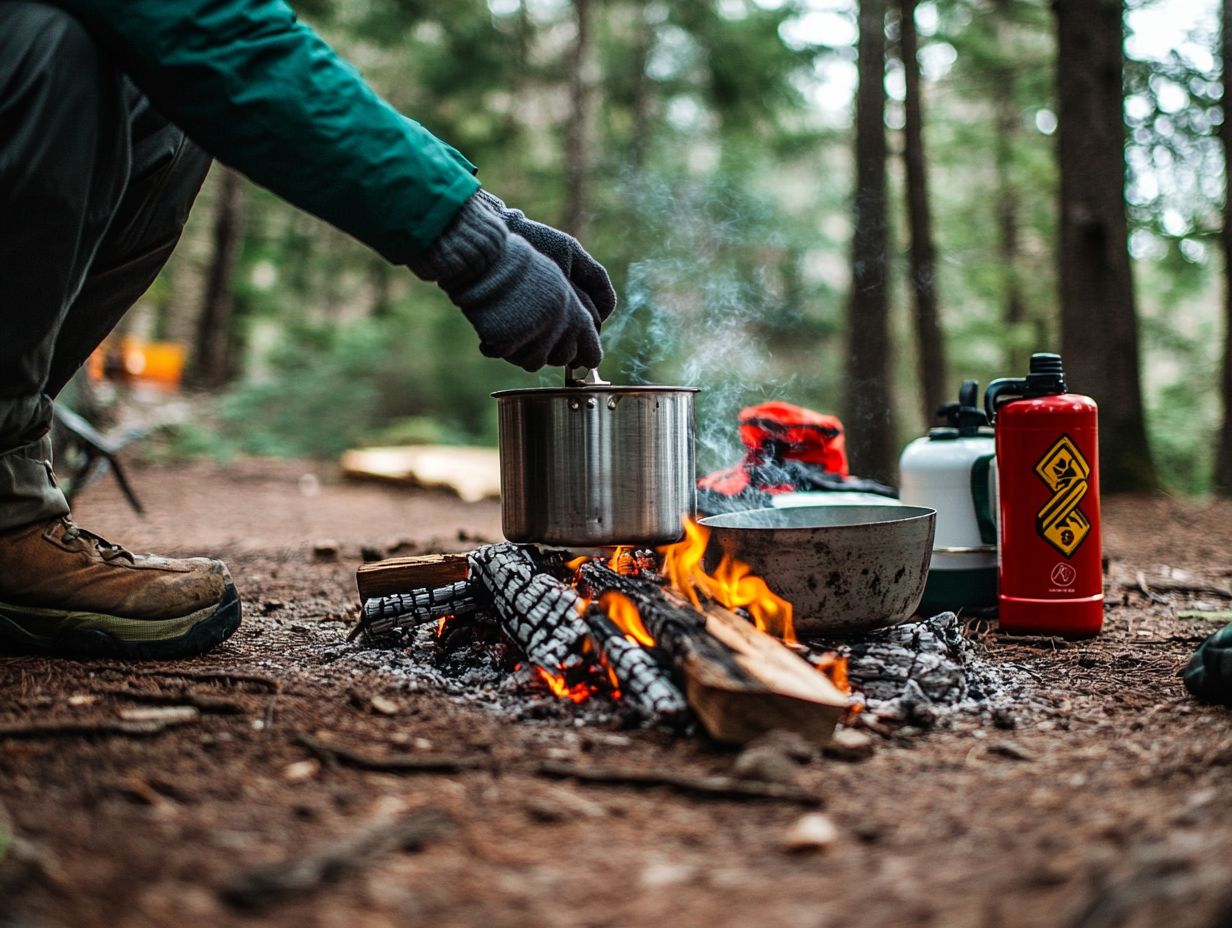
[435,615,450,638]
[600,591,656,647]
[535,667,593,703]
[812,653,851,693]
[659,516,796,644]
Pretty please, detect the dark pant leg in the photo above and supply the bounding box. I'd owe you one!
[45,86,211,398]
[0,3,210,530]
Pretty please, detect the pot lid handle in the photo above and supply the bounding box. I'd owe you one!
[564,367,611,387]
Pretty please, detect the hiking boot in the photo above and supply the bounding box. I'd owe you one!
[0,516,241,659]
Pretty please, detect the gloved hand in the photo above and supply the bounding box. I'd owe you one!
[475,189,617,328]
[409,192,602,372]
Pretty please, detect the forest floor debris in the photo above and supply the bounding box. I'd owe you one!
[2,458,1231,928]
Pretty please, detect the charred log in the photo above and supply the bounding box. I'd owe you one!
[583,610,688,723]
[576,562,746,681]
[352,581,480,641]
[468,543,590,674]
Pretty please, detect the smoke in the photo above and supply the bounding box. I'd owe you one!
[599,171,820,476]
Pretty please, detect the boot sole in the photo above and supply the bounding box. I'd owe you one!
[0,583,243,660]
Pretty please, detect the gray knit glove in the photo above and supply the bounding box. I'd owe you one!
[475,189,617,326]
[409,192,602,372]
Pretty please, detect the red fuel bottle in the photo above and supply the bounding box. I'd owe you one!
[984,353,1103,637]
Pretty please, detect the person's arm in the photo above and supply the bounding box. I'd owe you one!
[55,0,479,262]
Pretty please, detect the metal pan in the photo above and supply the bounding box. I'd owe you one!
[700,505,937,636]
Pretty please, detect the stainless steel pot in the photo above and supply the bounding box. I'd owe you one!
[493,369,699,547]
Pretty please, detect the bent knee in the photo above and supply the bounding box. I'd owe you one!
[0,3,103,86]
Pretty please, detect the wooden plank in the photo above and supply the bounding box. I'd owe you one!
[340,446,500,502]
[356,553,470,601]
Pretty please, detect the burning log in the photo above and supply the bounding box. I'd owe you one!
[468,543,590,674]
[577,562,848,745]
[583,609,689,722]
[352,581,480,640]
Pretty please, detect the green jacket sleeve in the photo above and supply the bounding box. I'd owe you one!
[54,0,480,263]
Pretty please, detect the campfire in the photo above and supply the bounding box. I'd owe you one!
[351,519,853,745]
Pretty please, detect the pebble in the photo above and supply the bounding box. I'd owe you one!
[311,540,340,561]
[822,727,876,762]
[733,743,801,785]
[368,695,400,716]
[282,760,319,783]
[783,812,839,853]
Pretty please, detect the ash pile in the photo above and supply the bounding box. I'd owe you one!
[814,613,1039,729]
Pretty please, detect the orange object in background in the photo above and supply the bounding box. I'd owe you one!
[88,336,185,390]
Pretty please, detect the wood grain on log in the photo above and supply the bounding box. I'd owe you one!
[356,553,470,601]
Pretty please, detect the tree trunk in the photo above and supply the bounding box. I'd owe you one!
[563,0,599,239]
[1215,0,1232,494]
[993,0,1029,375]
[899,0,947,423]
[190,168,246,389]
[628,0,654,174]
[1054,0,1157,492]
[844,0,896,484]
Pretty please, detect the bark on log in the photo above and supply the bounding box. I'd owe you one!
[468,543,590,674]
[583,609,688,723]
[577,563,847,744]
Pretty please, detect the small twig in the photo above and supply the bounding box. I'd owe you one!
[994,634,1073,650]
[0,718,195,739]
[1135,571,1171,605]
[534,761,822,806]
[95,685,246,715]
[219,808,453,911]
[293,732,487,774]
[128,668,281,692]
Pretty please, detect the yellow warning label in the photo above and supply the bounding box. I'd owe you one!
[1034,435,1091,557]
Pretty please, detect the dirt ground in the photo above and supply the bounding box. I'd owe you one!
[3,458,1232,928]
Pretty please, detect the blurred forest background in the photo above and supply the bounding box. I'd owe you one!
[108,0,1226,494]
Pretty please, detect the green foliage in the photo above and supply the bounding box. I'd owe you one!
[149,0,1229,494]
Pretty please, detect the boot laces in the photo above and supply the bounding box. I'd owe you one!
[61,519,134,562]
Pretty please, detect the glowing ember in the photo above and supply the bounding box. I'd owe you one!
[535,666,593,703]
[435,615,450,637]
[600,591,656,647]
[659,516,797,644]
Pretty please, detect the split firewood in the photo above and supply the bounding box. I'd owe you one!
[350,580,481,641]
[468,543,590,674]
[220,807,453,911]
[127,668,281,692]
[577,562,848,745]
[356,553,470,601]
[534,760,822,805]
[583,609,689,723]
